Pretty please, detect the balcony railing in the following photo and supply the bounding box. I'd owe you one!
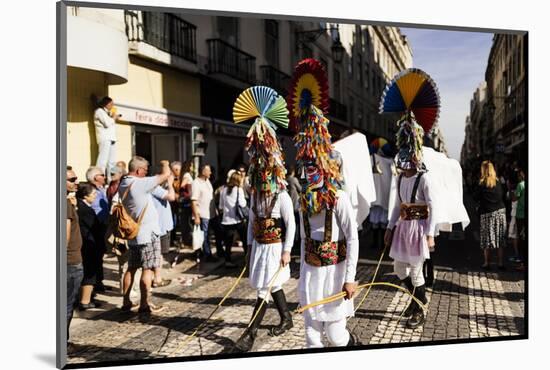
[125,10,197,63]
[260,65,291,95]
[329,98,348,122]
[207,39,256,84]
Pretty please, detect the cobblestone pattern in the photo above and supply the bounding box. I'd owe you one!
[68,263,525,365]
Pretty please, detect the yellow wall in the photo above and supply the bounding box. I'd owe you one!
[108,56,201,114]
[67,67,132,180]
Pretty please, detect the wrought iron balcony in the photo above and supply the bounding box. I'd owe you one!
[207,39,256,84]
[329,98,348,123]
[260,65,291,95]
[125,10,197,63]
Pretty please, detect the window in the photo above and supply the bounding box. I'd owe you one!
[217,16,239,46]
[302,44,313,59]
[349,97,355,127]
[366,113,371,131]
[357,54,362,84]
[349,54,354,79]
[265,20,279,67]
[320,58,329,74]
[364,62,369,90]
[333,67,341,101]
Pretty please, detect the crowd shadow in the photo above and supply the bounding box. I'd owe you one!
[457,313,525,335]
[67,342,153,364]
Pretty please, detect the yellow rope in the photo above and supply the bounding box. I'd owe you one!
[295,282,426,314]
[354,243,388,313]
[246,265,284,328]
[167,265,248,356]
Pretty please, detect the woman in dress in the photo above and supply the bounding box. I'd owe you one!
[476,160,507,270]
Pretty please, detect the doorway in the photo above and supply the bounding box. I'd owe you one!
[134,125,188,174]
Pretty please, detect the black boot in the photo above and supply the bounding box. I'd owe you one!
[406,285,427,329]
[269,290,293,336]
[233,298,268,352]
[347,331,360,347]
[424,255,434,288]
[401,277,415,318]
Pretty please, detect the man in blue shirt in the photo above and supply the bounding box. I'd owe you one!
[118,157,174,314]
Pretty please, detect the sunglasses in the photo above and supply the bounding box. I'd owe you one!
[67,177,78,183]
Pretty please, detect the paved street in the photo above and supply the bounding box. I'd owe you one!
[67,191,525,365]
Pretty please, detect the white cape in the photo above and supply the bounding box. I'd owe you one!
[372,153,395,211]
[422,147,470,232]
[333,133,377,227]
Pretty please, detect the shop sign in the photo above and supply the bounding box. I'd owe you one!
[216,123,249,137]
[116,104,203,130]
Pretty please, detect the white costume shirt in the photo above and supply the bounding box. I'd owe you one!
[298,190,359,322]
[94,108,117,143]
[247,191,296,289]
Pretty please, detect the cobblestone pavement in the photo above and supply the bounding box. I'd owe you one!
[67,247,525,366]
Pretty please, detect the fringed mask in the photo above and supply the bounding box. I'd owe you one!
[395,113,426,172]
[233,86,289,198]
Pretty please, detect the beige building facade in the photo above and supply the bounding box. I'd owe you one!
[67,5,436,180]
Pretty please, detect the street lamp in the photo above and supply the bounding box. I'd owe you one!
[295,24,345,64]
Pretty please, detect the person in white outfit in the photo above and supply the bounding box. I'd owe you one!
[94,96,121,178]
[384,114,436,329]
[231,86,296,353]
[294,105,360,348]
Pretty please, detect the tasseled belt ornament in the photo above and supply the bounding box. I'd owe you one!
[400,203,429,220]
[253,217,284,244]
[305,238,346,267]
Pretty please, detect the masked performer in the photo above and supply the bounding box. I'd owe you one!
[380,68,440,329]
[232,86,296,352]
[289,59,359,348]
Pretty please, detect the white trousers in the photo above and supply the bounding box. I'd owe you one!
[96,140,117,176]
[257,285,282,303]
[394,260,425,287]
[304,311,349,348]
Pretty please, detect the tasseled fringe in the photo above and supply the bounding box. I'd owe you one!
[295,105,342,215]
[246,117,287,197]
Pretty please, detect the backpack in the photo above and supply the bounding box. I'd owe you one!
[109,181,148,240]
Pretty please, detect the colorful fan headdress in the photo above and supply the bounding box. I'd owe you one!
[289,59,342,215]
[369,137,392,157]
[233,86,289,197]
[379,68,441,171]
